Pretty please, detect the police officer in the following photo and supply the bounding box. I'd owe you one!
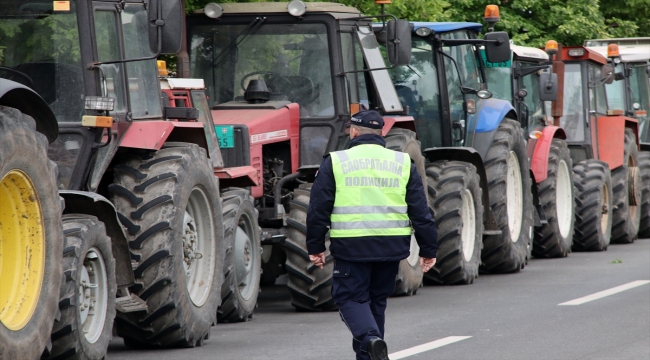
[307,110,438,360]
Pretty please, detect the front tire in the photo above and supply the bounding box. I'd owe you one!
[0,106,63,359]
[532,139,575,258]
[217,188,261,323]
[610,129,641,243]
[423,161,483,285]
[284,184,337,311]
[110,143,223,347]
[44,215,116,360]
[572,160,613,251]
[481,119,533,273]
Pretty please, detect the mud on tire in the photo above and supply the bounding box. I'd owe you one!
[481,119,533,273]
[572,160,613,251]
[217,188,261,323]
[532,139,575,258]
[110,142,224,347]
[610,128,641,244]
[44,215,116,360]
[284,184,337,311]
[638,151,650,238]
[423,161,483,285]
[0,106,63,359]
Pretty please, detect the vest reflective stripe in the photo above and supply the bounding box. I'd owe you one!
[332,205,408,215]
[330,144,411,238]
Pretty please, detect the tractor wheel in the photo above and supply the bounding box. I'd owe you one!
[572,160,613,251]
[532,139,575,258]
[0,106,63,359]
[611,128,642,244]
[481,119,533,273]
[43,215,116,360]
[260,244,285,286]
[638,151,650,238]
[423,161,483,285]
[110,142,224,347]
[284,183,337,312]
[385,128,424,296]
[217,188,261,323]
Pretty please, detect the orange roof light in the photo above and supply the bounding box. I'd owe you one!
[375,0,391,4]
[545,40,558,55]
[157,60,168,77]
[484,5,500,23]
[607,44,620,58]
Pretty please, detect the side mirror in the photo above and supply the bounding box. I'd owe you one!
[484,31,510,63]
[601,64,615,85]
[148,0,183,55]
[539,72,558,101]
[386,20,412,66]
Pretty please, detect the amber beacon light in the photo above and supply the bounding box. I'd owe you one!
[484,5,500,31]
[545,40,559,56]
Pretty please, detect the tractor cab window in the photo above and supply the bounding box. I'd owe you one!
[388,37,442,149]
[559,63,585,142]
[484,65,511,102]
[0,0,84,122]
[340,32,369,109]
[605,73,626,111]
[517,62,546,131]
[190,22,334,118]
[629,63,650,114]
[588,64,607,116]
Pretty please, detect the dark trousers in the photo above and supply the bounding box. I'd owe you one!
[332,258,400,360]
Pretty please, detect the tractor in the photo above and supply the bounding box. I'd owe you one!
[183,1,425,310]
[481,40,576,258]
[376,11,538,286]
[583,38,650,238]
[0,0,252,358]
[544,43,642,250]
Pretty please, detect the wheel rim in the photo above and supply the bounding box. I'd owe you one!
[627,156,640,223]
[506,151,523,242]
[0,170,45,331]
[234,210,258,300]
[79,247,108,344]
[556,160,573,238]
[183,188,215,307]
[601,182,610,232]
[406,231,420,267]
[461,189,477,262]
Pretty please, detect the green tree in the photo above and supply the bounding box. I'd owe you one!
[600,0,649,39]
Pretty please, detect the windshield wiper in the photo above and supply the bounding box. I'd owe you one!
[212,17,266,69]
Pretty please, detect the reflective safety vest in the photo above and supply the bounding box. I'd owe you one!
[329,144,412,238]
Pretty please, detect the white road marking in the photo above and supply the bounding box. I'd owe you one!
[389,336,472,359]
[559,280,650,306]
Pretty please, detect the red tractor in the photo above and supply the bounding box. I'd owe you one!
[546,44,642,249]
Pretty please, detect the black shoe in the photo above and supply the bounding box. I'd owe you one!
[368,338,389,360]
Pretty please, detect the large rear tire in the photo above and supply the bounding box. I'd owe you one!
[385,129,424,296]
[43,215,116,360]
[572,160,613,251]
[0,106,63,359]
[217,188,261,323]
[481,119,533,273]
[284,184,337,311]
[532,139,575,258]
[423,161,483,285]
[110,143,223,347]
[638,151,650,238]
[610,128,641,243]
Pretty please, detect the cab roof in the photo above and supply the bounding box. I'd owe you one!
[511,44,549,62]
[193,2,360,17]
[410,22,483,34]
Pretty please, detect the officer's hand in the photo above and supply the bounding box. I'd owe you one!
[420,257,436,272]
[310,252,326,269]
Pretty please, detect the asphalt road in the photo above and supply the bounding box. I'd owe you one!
[108,239,650,360]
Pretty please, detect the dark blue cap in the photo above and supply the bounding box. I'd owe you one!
[349,110,384,129]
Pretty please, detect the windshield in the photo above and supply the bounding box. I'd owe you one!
[629,62,650,142]
[517,62,546,132]
[560,63,585,142]
[190,22,334,118]
[605,77,626,110]
[0,0,84,122]
[485,66,512,102]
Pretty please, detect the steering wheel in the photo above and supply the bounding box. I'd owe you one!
[240,71,292,92]
[0,66,36,89]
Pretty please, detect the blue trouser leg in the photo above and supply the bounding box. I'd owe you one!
[332,259,400,360]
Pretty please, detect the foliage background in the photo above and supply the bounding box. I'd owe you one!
[184,0,647,47]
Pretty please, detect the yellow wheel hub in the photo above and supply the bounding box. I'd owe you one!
[0,170,45,331]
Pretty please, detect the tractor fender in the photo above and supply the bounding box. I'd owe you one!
[59,190,134,288]
[423,147,499,232]
[119,120,209,154]
[530,126,567,183]
[382,115,416,136]
[471,99,517,159]
[596,115,639,170]
[0,78,58,142]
